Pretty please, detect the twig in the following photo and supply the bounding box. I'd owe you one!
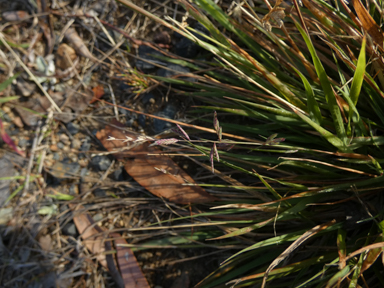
[108,84,119,121]
[24,122,41,194]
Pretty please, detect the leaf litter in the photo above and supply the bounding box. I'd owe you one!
[0,0,231,287]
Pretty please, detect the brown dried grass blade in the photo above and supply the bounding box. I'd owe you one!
[351,0,384,45]
[261,220,336,288]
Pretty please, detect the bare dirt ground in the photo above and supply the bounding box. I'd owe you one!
[0,0,234,287]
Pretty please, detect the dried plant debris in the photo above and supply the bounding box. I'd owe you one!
[96,122,218,204]
[0,0,226,287]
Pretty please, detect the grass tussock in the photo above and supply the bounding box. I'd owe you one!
[120,0,384,287]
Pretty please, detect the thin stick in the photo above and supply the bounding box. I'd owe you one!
[108,84,119,121]
[24,122,40,193]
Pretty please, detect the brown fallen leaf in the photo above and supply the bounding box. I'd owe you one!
[64,27,96,61]
[96,123,218,204]
[69,204,108,268]
[90,85,105,104]
[111,233,150,288]
[56,43,77,70]
[69,204,149,288]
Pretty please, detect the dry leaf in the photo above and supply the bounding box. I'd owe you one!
[38,234,52,251]
[2,11,29,22]
[69,204,149,288]
[111,233,150,288]
[69,204,108,268]
[96,123,218,204]
[64,27,96,60]
[351,0,384,46]
[90,85,105,104]
[56,43,77,70]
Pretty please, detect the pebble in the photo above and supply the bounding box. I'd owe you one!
[59,133,70,145]
[91,155,112,171]
[94,188,107,197]
[53,153,60,160]
[112,166,126,181]
[93,213,103,222]
[57,142,64,149]
[69,184,77,195]
[136,45,167,72]
[78,159,88,167]
[174,37,199,58]
[153,104,177,134]
[50,144,58,152]
[71,138,81,149]
[50,161,80,179]
[138,114,146,128]
[62,222,78,237]
[141,92,155,105]
[66,122,80,135]
[18,138,28,148]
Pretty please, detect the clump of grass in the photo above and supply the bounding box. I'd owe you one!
[118,0,384,287]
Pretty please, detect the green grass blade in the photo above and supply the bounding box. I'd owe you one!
[349,37,366,107]
[0,96,19,104]
[0,73,20,93]
[326,265,351,287]
[291,66,322,125]
[295,22,348,148]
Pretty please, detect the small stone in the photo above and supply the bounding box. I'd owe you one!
[16,77,36,97]
[91,156,112,171]
[53,153,60,160]
[80,168,89,177]
[50,161,80,179]
[141,92,155,105]
[78,159,88,167]
[112,166,126,181]
[18,138,28,148]
[50,144,58,152]
[71,138,81,149]
[153,104,177,134]
[174,37,199,58]
[57,142,64,149]
[79,139,91,159]
[93,213,103,222]
[136,45,167,72]
[138,114,146,128]
[94,188,107,197]
[59,133,70,145]
[62,222,78,237]
[69,184,78,195]
[66,122,80,135]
